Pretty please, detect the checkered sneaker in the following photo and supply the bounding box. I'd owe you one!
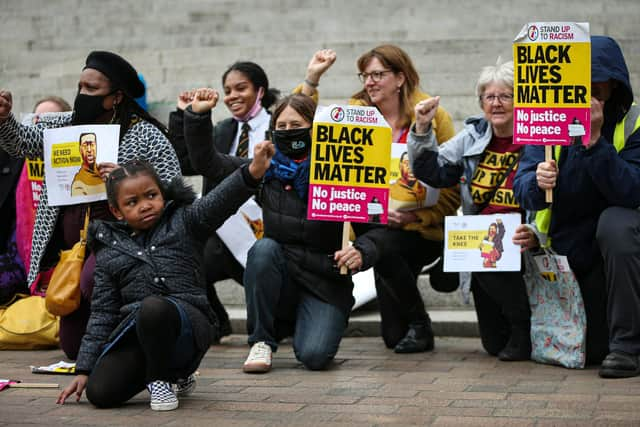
[175,374,197,397]
[147,380,179,411]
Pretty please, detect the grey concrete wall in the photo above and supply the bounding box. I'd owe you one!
[2,0,639,130]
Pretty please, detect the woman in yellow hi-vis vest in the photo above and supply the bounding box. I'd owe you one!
[514,36,640,378]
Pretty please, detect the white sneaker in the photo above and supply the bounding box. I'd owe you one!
[147,380,179,411]
[243,341,272,373]
[175,374,197,397]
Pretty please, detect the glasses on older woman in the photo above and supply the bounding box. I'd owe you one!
[480,93,514,104]
[357,70,393,83]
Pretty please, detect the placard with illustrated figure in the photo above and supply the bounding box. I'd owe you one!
[444,213,522,272]
[307,105,391,224]
[216,197,264,267]
[388,142,439,211]
[44,125,119,206]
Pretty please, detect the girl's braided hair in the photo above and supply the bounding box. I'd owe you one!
[106,159,164,208]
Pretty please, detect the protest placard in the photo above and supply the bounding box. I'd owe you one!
[44,125,119,206]
[388,142,439,211]
[307,105,391,224]
[513,22,591,201]
[216,198,264,268]
[19,114,45,213]
[444,213,521,272]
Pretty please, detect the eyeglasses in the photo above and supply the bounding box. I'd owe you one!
[357,70,393,83]
[480,93,514,104]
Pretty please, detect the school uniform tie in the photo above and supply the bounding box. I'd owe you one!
[236,122,250,158]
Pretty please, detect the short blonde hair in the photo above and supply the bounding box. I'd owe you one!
[475,59,514,101]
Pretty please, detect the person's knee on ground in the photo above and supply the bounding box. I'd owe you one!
[374,273,408,349]
[85,379,123,408]
[294,344,335,371]
[479,332,508,356]
[471,279,510,357]
[381,327,405,349]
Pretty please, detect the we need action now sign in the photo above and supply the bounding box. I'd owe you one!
[513,22,591,146]
[307,105,391,224]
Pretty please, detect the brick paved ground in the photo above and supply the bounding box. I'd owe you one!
[2,336,640,426]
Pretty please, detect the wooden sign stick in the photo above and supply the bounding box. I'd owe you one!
[10,382,59,388]
[545,145,553,203]
[340,222,351,275]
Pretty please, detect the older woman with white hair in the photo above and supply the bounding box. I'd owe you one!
[406,60,537,361]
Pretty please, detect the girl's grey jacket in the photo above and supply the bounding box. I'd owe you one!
[0,112,180,286]
[75,168,259,375]
[407,115,494,215]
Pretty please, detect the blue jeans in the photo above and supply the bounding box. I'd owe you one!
[244,238,347,370]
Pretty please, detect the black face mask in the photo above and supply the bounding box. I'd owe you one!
[271,128,312,160]
[71,93,112,125]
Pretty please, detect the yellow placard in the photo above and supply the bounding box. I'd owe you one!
[447,230,487,250]
[514,41,591,108]
[310,123,391,189]
[26,158,44,181]
[49,142,82,168]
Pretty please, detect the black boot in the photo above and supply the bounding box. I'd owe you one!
[498,323,531,361]
[394,320,435,353]
[599,351,640,378]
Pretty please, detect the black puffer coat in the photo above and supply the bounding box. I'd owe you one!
[183,107,384,314]
[75,168,258,374]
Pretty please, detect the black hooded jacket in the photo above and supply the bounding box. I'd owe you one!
[515,35,640,274]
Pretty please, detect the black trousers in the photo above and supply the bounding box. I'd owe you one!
[597,206,640,358]
[374,229,458,348]
[85,296,190,408]
[471,270,530,356]
[573,261,609,364]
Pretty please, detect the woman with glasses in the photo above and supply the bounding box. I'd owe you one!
[300,45,461,355]
[406,60,538,361]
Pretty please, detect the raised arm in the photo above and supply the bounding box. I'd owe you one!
[168,90,198,175]
[299,49,337,97]
[183,88,249,184]
[0,90,71,158]
[186,140,274,235]
[408,97,464,188]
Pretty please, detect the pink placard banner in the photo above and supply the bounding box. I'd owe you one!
[308,184,388,223]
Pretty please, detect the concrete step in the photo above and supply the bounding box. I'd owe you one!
[214,274,470,310]
[225,306,479,338]
[215,273,478,337]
